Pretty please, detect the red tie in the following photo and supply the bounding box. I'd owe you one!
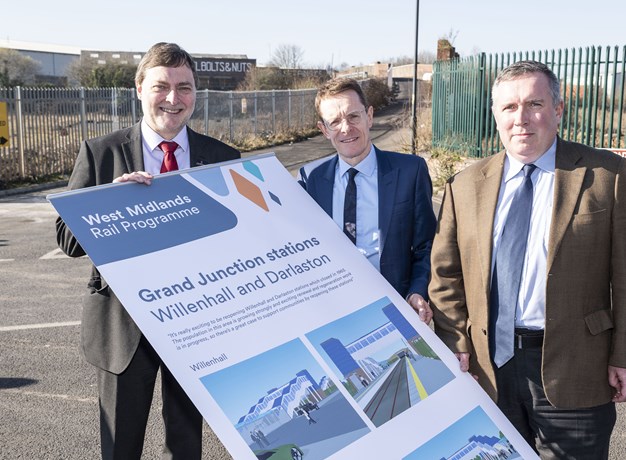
[159,141,179,173]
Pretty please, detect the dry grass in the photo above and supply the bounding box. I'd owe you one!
[395,107,471,190]
[428,147,463,187]
[396,108,433,155]
[230,127,321,152]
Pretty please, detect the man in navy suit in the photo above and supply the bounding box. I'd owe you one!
[300,78,436,322]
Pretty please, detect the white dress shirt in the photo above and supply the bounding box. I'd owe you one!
[332,145,380,270]
[491,140,556,329]
[140,120,190,174]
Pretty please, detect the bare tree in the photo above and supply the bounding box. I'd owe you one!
[386,55,414,66]
[337,62,351,71]
[440,28,459,46]
[0,48,41,86]
[66,59,93,86]
[470,46,482,57]
[237,66,327,91]
[418,50,436,64]
[385,51,436,65]
[67,59,136,87]
[269,44,305,69]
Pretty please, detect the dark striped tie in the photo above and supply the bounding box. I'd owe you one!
[343,168,358,244]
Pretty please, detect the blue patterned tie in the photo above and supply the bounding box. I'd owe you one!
[490,164,537,367]
[343,168,358,244]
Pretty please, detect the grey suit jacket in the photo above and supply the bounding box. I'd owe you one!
[56,122,239,374]
[301,147,436,299]
[429,138,626,408]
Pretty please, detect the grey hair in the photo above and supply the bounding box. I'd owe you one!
[492,60,562,106]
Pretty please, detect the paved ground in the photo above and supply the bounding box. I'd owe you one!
[1,101,624,459]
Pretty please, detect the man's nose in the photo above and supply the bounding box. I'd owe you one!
[514,107,528,126]
[165,89,179,104]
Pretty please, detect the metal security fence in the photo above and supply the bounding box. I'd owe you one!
[193,89,318,143]
[432,45,626,157]
[0,87,317,185]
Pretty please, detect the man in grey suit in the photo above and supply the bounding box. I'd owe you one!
[300,78,436,322]
[429,60,626,458]
[56,43,239,459]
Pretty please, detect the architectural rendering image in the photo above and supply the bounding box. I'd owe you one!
[306,297,455,427]
[200,339,369,460]
[403,406,520,460]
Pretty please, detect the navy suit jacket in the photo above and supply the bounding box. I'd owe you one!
[301,146,436,299]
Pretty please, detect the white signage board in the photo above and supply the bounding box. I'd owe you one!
[49,154,536,460]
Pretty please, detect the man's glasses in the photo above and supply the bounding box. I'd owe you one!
[322,109,366,131]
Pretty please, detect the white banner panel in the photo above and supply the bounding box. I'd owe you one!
[49,153,536,460]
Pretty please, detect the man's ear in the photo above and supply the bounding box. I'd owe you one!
[491,106,499,128]
[317,121,331,139]
[366,106,374,129]
[555,99,564,121]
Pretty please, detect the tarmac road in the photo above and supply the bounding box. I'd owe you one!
[1,102,624,458]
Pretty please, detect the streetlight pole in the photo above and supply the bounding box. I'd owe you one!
[411,0,420,154]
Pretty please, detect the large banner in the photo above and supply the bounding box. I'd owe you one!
[49,154,537,459]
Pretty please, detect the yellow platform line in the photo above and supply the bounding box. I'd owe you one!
[407,360,429,400]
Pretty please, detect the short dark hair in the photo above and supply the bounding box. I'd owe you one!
[492,60,561,106]
[135,42,198,87]
[315,78,369,119]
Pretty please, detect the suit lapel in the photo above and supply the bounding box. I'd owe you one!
[547,140,585,271]
[188,128,200,166]
[376,148,397,254]
[187,128,210,167]
[317,155,337,216]
[475,152,505,293]
[123,123,144,172]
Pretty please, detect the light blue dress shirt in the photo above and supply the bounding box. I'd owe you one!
[491,140,556,329]
[332,145,381,270]
[141,119,190,174]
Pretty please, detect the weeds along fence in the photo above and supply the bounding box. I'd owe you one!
[0,87,317,185]
[432,45,626,157]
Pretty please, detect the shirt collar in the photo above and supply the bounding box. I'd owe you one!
[141,119,190,153]
[503,138,557,183]
[337,144,377,178]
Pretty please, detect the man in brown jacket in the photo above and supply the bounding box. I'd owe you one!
[429,60,626,459]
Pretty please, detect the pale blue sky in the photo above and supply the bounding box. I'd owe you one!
[5,0,624,67]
